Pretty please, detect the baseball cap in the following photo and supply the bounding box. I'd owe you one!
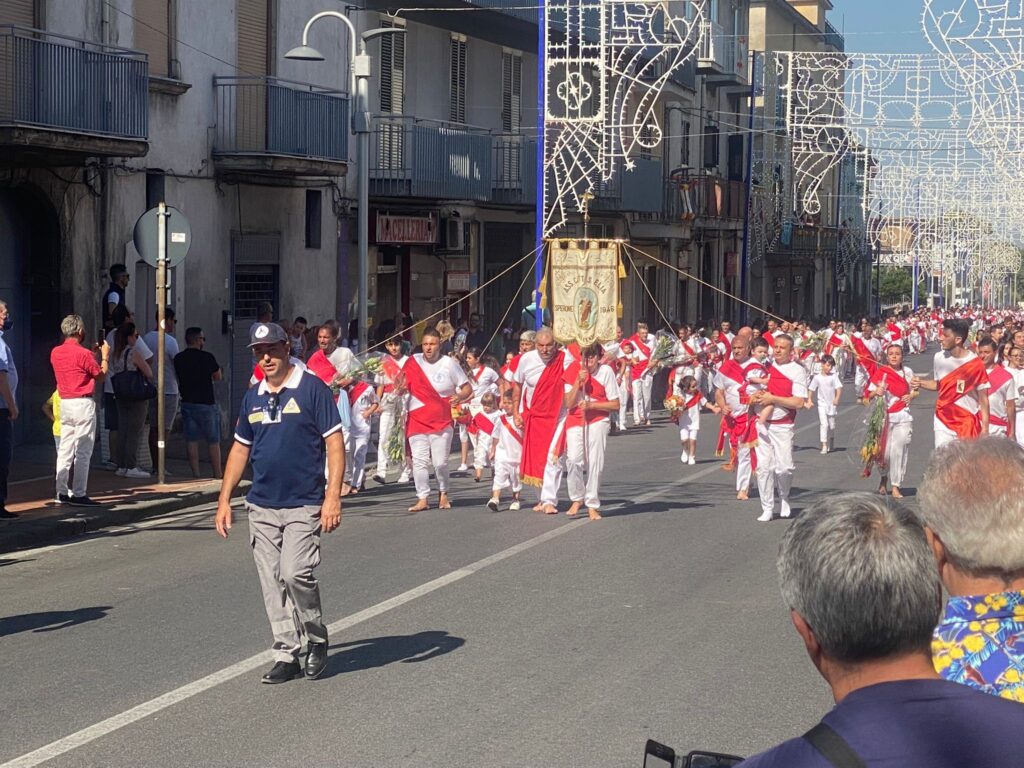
[248,322,289,347]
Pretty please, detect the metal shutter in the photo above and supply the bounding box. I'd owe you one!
[449,35,466,124]
[379,17,404,113]
[236,0,268,151]
[134,0,169,77]
[0,0,34,26]
[501,51,521,133]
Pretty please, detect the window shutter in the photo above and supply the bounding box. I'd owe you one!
[236,0,268,76]
[134,0,169,77]
[0,0,35,26]
[501,51,521,133]
[450,35,467,124]
[380,18,405,113]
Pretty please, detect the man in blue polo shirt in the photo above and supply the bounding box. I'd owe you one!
[737,493,1024,767]
[216,322,344,684]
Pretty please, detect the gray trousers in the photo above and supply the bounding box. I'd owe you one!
[246,502,327,663]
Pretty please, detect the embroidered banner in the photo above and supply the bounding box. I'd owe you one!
[548,239,619,347]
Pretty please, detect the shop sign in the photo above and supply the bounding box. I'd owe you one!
[374,213,438,245]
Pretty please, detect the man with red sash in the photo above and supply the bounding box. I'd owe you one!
[499,330,536,396]
[867,344,919,498]
[401,326,472,512]
[713,337,765,501]
[849,320,881,398]
[885,316,904,348]
[977,337,1016,439]
[373,337,410,484]
[562,343,620,520]
[914,318,990,449]
[305,320,355,397]
[750,335,808,522]
[626,321,655,427]
[825,322,851,379]
[509,328,570,514]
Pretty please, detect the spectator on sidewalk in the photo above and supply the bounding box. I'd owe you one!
[50,314,109,507]
[174,326,223,479]
[110,322,154,479]
[0,299,17,519]
[919,437,1024,703]
[466,312,488,352]
[42,389,61,450]
[102,264,129,333]
[102,304,133,469]
[738,492,1024,767]
[142,307,179,473]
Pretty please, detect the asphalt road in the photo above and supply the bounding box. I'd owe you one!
[0,354,945,768]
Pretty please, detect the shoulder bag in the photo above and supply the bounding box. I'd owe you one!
[112,347,157,401]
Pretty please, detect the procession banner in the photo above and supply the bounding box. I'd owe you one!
[548,239,619,346]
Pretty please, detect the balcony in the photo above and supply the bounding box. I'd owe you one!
[213,76,349,177]
[370,115,493,201]
[0,25,148,161]
[769,223,840,264]
[684,176,747,221]
[591,157,664,214]
[696,21,748,86]
[492,133,536,205]
[824,21,845,52]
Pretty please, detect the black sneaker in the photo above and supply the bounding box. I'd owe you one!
[261,660,303,685]
[69,496,101,508]
[0,507,17,519]
[56,494,72,505]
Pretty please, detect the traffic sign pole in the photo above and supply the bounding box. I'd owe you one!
[156,202,168,486]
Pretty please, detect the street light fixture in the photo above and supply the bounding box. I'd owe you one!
[286,11,406,355]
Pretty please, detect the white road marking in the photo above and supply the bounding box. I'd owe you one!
[1,403,860,767]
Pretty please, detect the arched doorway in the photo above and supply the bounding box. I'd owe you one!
[0,187,62,446]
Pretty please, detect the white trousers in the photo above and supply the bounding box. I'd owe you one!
[55,398,96,498]
[473,432,493,469]
[375,405,410,475]
[755,422,795,516]
[492,460,521,493]
[535,456,565,506]
[632,377,653,424]
[854,367,869,396]
[736,441,754,494]
[818,406,836,444]
[989,424,1008,437]
[883,421,912,487]
[617,378,630,427]
[345,430,369,488]
[566,420,610,509]
[934,421,958,450]
[409,426,453,500]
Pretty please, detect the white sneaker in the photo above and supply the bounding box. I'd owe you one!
[687,456,696,466]
[457,463,469,473]
[756,511,774,523]
[509,500,521,511]
[115,468,127,477]
[780,500,792,519]
[124,468,150,479]
[372,473,386,484]
[821,446,828,455]
[680,451,689,463]
[398,471,411,483]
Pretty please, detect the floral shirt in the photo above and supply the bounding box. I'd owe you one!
[932,591,1024,703]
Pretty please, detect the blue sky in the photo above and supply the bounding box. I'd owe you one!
[830,0,935,54]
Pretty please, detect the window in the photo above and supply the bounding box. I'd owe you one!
[380,17,406,113]
[450,34,467,124]
[134,0,171,78]
[305,190,322,249]
[501,50,522,133]
[146,172,165,210]
[703,125,720,169]
[680,120,691,167]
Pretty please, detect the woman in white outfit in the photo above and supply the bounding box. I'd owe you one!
[1007,347,1024,448]
[866,344,919,499]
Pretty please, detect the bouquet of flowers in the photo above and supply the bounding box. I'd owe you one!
[859,396,889,478]
[797,331,827,356]
[663,393,686,414]
[383,398,407,465]
[331,355,385,395]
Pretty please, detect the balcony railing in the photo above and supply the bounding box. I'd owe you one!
[0,25,147,140]
[492,133,536,204]
[213,76,349,163]
[371,115,493,200]
[469,0,538,24]
[824,21,844,52]
[697,21,731,74]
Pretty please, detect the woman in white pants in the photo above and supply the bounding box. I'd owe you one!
[866,344,918,499]
[373,338,411,483]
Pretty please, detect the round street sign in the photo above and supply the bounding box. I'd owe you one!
[133,206,192,268]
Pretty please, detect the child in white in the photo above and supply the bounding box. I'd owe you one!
[343,381,379,494]
[806,354,843,454]
[459,350,501,472]
[471,392,501,482]
[747,338,774,424]
[673,374,720,465]
[487,393,523,511]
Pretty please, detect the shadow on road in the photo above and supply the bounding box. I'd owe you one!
[320,630,466,679]
[0,606,113,637]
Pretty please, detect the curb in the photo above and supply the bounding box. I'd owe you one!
[0,482,250,554]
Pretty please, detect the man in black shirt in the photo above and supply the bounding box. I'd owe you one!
[174,326,223,478]
[465,312,488,352]
[102,264,129,333]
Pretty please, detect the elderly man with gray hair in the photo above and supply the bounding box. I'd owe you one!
[738,493,1024,767]
[919,437,1024,703]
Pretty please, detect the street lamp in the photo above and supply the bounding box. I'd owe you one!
[286,11,406,354]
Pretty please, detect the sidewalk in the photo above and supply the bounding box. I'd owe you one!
[0,458,246,553]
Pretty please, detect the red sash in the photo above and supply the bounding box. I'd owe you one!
[851,336,877,374]
[683,392,702,411]
[825,333,844,355]
[470,411,496,436]
[887,323,902,340]
[347,381,369,407]
[936,356,988,438]
[767,365,797,425]
[499,414,523,445]
[381,355,403,394]
[628,335,651,380]
[403,357,453,437]
[307,349,336,386]
[472,366,485,382]
[521,351,566,486]
[566,367,611,427]
[988,365,1013,427]
[871,366,910,414]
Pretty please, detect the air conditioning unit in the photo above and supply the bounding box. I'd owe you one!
[442,218,465,251]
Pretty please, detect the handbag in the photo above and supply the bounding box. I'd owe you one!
[112,347,157,401]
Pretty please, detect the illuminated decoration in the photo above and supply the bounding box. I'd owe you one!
[542,1,704,235]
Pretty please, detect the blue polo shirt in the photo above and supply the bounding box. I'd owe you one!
[737,679,1024,767]
[0,329,17,410]
[234,364,342,508]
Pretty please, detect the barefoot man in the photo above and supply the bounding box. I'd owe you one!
[402,326,472,512]
[508,328,570,514]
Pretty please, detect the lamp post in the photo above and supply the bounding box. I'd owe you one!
[287,11,406,355]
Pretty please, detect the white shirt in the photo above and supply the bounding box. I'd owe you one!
[809,372,843,416]
[142,330,180,395]
[564,363,619,424]
[407,354,469,413]
[853,333,882,369]
[491,414,523,464]
[468,365,500,404]
[987,365,1016,425]
[713,358,764,413]
[348,384,379,437]
[767,360,809,423]
[933,350,990,437]
[510,349,571,412]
